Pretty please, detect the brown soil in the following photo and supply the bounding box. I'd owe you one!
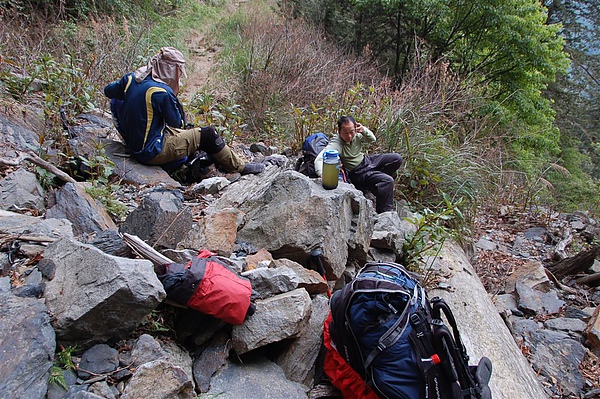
[181,30,222,99]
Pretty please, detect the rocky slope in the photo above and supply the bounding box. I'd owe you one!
[1,108,600,399]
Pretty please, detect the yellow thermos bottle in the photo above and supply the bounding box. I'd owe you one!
[322,150,340,190]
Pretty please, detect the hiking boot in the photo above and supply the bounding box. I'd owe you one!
[240,162,265,175]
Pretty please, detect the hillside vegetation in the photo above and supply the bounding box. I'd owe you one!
[0,0,598,221]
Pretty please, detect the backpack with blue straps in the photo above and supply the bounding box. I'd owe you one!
[326,261,493,399]
[295,132,330,178]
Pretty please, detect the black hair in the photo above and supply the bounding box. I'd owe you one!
[337,116,356,131]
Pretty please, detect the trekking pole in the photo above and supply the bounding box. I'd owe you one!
[309,248,332,298]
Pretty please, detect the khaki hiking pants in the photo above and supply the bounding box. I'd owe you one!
[147,126,246,173]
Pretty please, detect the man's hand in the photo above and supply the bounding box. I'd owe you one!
[355,122,364,133]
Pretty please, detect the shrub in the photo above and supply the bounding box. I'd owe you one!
[216,2,385,146]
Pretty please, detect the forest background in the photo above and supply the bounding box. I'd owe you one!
[0,0,599,230]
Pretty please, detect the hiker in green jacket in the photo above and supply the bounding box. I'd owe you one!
[104,47,264,177]
[314,116,403,213]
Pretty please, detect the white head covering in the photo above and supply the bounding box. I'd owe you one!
[134,47,187,95]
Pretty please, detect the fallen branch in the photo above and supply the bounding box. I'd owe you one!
[121,232,173,267]
[544,268,579,294]
[576,273,600,287]
[546,245,600,279]
[0,233,56,244]
[0,151,76,184]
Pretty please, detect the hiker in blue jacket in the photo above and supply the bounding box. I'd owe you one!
[314,116,403,213]
[104,47,264,176]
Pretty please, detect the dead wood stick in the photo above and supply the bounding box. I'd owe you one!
[0,233,56,244]
[122,234,190,309]
[544,268,579,294]
[546,245,600,279]
[576,272,600,287]
[121,233,173,267]
[0,151,76,184]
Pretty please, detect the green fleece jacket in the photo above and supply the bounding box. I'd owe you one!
[314,126,377,176]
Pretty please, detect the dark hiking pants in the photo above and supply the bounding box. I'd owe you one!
[348,153,403,213]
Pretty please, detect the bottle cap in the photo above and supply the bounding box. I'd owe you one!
[323,150,339,160]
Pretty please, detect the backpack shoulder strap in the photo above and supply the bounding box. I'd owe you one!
[363,286,418,369]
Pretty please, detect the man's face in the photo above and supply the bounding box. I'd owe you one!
[339,121,356,143]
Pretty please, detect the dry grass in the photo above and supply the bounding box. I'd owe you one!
[231,5,386,133]
[1,11,155,111]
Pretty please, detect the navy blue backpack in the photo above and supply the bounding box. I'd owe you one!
[295,132,330,178]
[328,261,492,399]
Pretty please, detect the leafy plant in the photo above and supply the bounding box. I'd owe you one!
[139,310,171,333]
[0,55,35,100]
[37,54,97,135]
[49,344,79,390]
[56,345,78,370]
[401,194,464,276]
[84,183,127,220]
[33,165,59,190]
[49,365,68,390]
[186,91,246,145]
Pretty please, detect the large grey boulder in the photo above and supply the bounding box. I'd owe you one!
[370,210,417,255]
[44,238,166,347]
[427,241,548,399]
[120,188,192,250]
[514,319,585,396]
[120,359,194,399]
[120,334,193,386]
[241,265,300,298]
[0,291,55,399]
[516,280,566,316]
[46,182,116,236]
[272,258,329,295]
[101,139,181,187]
[0,111,41,157]
[193,332,231,393]
[209,168,374,280]
[276,294,330,386]
[77,344,119,379]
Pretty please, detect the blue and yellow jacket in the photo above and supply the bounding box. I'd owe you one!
[104,73,183,163]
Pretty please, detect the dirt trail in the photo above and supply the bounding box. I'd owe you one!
[181,30,222,99]
[180,0,245,100]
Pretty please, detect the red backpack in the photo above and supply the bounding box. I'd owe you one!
[158,250,254,325]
